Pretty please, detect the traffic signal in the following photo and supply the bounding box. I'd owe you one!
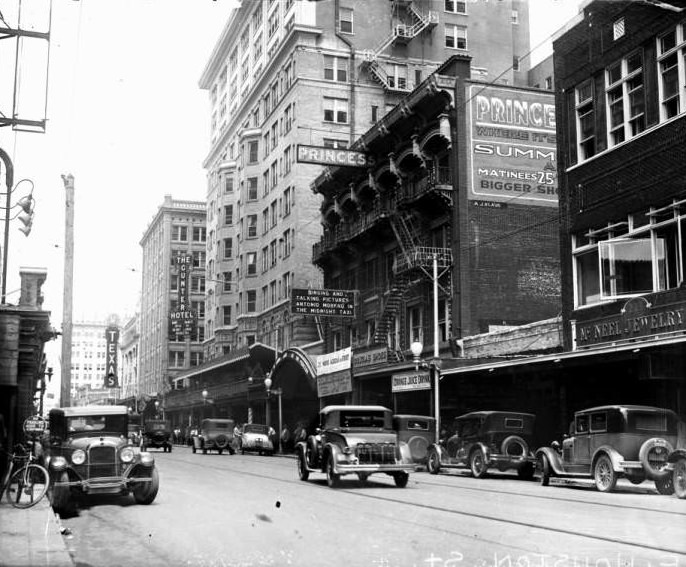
[16,194,34,236]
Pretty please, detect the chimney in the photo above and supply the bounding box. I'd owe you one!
[19,267,47,308]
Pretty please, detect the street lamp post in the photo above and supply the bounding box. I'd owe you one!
[410,341,441,442]
[202,389,208,421]
[264,377,282,454]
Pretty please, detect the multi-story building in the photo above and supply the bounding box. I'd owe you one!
[553,0,686,417]
[198,0,534,361]
[69,319,112,401]
[119,312,140,401]
[310,54,561,417]
[138,196,207,399]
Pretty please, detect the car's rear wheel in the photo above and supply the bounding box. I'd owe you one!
[673,458,686,499]
[393,471,409,488]
[639,438,673,480]
[426,448,441,475]
[470,449,488,478]
[326,455,340,488]
[594,454,617,493]
[537,454,551,486]
[297,451,309,481]
[655,475,674,495]
[132,467,159,505]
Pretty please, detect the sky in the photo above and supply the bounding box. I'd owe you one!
[0,0,582,381]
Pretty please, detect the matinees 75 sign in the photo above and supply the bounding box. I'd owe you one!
[291,288,355,317]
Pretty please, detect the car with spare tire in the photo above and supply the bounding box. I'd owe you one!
[535,405,679,494]
[44,405,159,516]
[191,418,235,455]
[426,411,537,479]
[234,423,275,455]
[296,405,415,488]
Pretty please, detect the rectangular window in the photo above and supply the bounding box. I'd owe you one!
[270,240,277,267]
[339,7,353,34]
[172,225,188,242]
[247,214,258,238]
[576,79,596,161]
[408,305,423,344]
[224,238,233,260]
[323,138,348,149]
[657,24,686,121]
[192,227,206,242]
[223,305,232,326]
[224,177,234,194]
[246,290,257,312]
[247,177,258,201]
[247,252,257,276]
[371,105,378,122]
[445,0,466,13]
[248,141,259,163]
[387,63,408,90]
[192,250,206,268]
[270,200,278,228]
[190,352,204,367]
[283,187,291,216]
[324,97,349,123]
[224,205,234,225]
[169,351,185,368]
[191,276,206,293]
[324,55,348,82]
[223,271,233,292]
[605,50,645,147]
[445,24,467,50]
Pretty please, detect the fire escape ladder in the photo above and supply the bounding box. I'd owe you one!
[361,1,437,90]
[373,273,410,345]
[389,211,423,272]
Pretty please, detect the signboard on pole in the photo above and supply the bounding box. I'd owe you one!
[291,288,355,317]
[391,370,431,393]
[105,326,119,388]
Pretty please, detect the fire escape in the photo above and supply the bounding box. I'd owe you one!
[361,1,439,92]
[373,210,452,349]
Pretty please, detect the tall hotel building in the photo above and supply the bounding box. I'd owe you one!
[199,0,533,359]
[138,196,207,398]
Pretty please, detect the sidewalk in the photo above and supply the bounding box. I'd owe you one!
[0,495,74,567]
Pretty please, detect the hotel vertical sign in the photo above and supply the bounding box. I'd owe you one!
[169,253,196,336]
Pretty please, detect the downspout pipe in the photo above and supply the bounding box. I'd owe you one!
[334,0,356,145]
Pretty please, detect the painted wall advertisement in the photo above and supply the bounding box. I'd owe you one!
[468,84,557,207]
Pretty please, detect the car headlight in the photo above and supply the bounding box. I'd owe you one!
[71,449,86,465]
[140,452,154,466]
[120,447,134,463]
[51,456,67,470]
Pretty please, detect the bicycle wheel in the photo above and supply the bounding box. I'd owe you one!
[6,464,50,508]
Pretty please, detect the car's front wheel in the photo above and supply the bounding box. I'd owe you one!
[673,457,686,499]
[594,454,617,493]
[132,467,159,505]
[426,448,441,475]
[49,471,73,517]
[297,452,309,481]
[470,449,488,479]
[655,475,674,495]
[537,454,551,486]
[326,455,340,488]
[393,471,409,488]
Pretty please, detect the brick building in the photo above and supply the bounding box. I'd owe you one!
[164,0,542,432]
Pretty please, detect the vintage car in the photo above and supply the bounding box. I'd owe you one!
[536,405,679,494]
[142,419,172,452]
[296,405,415,488]
[45,406,159,515]
[191,418,236,455]
[426,411,537,479]
[393,414,436,464]
[234,423,275,455]
[667,450,686,499]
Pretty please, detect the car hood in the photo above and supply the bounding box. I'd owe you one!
[338,432,398,446]
[64,435,126,450]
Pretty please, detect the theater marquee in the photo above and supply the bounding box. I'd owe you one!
[296,144,373,168]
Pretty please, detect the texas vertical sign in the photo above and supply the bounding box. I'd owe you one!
[104,326,119,388]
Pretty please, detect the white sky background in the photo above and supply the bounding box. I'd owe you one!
[0,0,581,383]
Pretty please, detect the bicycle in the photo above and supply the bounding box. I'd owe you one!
[0,442,50,508]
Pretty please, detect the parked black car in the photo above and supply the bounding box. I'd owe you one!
[668,449,686,499]
[45,406,159,515]
[142,419,172,452]
[426,411,537,479]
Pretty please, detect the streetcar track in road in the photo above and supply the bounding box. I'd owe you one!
[168,452,686,557]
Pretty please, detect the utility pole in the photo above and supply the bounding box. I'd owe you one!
[60,174,75,407]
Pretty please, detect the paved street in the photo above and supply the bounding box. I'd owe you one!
[52,446,686,567]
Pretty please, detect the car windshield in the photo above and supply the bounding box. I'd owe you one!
[244,424,269,434]
[340,411,386,428]
[67,415,127,436]
[208,422,231,429]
